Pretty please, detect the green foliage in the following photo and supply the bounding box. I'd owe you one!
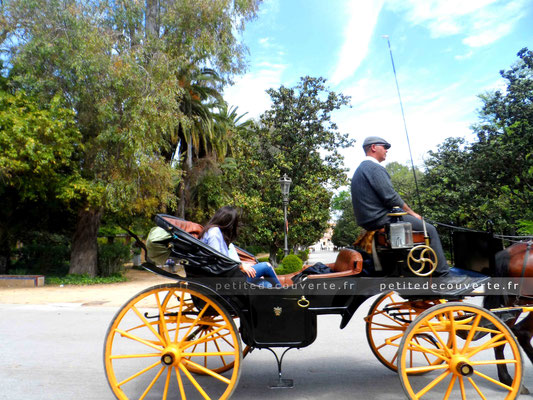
[98,242,131,277]
[517,220,533,235]
[331,190,362,248]
[297,249,310,262]
[256,256,270,263]
[243,245,267,256]
[12,232,71,276]
[421,48,533,234]
[46,274,127,285]
[1,0,260,275]
[279,254,303,274]
[0,90,81,201]
[230,77,353,258]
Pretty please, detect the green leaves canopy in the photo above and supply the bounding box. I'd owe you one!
[1,0,260,274]
[0,90,80,201]
[230,76,353,254]
[421,48,533,233]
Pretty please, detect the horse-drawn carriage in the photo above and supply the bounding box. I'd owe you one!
[103,213,533,399]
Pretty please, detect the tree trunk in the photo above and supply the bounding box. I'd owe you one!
[69,208,102,277]
[0,224,10,274]
[269,245,279,268]
[145,0,160,39]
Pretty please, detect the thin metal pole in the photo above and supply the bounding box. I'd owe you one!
[383,35,423,214]
[283,200,289,256]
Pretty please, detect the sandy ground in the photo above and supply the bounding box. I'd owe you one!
[0,268,176,307]
[0,251,339,308]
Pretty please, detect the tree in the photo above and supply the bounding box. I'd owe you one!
[0,83,80,272]
[1,0,260,275]
[230,76,353,260]
[331,191,361,248]
[470,47,533,229]
[421,48,533,234]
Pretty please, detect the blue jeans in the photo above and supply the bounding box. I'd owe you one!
[246,262,281,288]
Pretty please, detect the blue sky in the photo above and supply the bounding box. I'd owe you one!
[224,0,533,176]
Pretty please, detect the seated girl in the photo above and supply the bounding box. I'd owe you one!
[200,206,281,288]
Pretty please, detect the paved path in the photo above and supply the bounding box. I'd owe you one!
[0,301,407,400]
[1,251,532,399]
[2,299,531,399]
[306,250,339,265]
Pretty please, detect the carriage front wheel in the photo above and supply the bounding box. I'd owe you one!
[398,303,523,400]
[104,283,242,400]
[365,291,446,372]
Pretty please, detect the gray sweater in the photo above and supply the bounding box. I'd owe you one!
[351,160,404,230]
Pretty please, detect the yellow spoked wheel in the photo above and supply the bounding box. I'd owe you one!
[160,290,250,375]
[398,303,523,400]
[104,283,242,400]
[365,292,446,372]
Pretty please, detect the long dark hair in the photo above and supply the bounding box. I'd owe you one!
[200,206,240,245]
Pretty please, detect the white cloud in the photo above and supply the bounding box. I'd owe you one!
[454,50,473,60]
[386,0,529,47]
[335,76,481,177]
[223,63,287,119]
[330,0,386,85]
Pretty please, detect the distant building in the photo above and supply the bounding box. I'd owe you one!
[309,223,335,252]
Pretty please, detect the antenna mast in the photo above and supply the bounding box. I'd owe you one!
[382,35,423,213]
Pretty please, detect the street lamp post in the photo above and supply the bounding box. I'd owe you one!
[279,174,292,257]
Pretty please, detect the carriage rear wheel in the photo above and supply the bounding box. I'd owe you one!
[398,303,523,400]
[160,289,250,375]
[104,283,242,400]
[365,292,446,372]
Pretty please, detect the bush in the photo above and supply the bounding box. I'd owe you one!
[276,248,285,263]
[12,232,70,276]
[297,249,310,262]
[257,256,270,263]
[46,274,127,285]
[98,242,130,277]
[279,254,303,274]
[244,245,267,255]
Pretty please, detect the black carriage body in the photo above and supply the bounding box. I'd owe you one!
[239,277,367,348]
[243,292,318,347]
[149,214,362,349]
[146,214,494,349]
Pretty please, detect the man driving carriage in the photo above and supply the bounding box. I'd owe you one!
[351,136,450,276]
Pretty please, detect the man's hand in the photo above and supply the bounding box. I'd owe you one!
[402,203,422,220]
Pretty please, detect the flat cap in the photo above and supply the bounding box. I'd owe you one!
[362,136,391,149]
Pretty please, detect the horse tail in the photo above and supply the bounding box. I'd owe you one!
[483,248,511,309]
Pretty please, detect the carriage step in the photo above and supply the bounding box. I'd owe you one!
[269,378,294,389]
[265,347,295,389]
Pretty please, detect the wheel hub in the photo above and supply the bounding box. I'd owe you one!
[161,345,181,366]
[450,355,473,376]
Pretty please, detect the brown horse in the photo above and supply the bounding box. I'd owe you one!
[483,241,533,394]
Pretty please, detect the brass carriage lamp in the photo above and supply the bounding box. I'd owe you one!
[279,174,292,256]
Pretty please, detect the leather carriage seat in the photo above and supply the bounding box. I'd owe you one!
[278,248,363,286]
[160,215,257,263]
[161,215,203,238]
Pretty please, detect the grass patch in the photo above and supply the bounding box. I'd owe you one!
[46,273,127,285]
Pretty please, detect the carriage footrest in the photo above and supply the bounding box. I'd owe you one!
[427,268,490,297]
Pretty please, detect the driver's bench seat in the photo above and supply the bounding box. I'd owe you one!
[277,249,363,286]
